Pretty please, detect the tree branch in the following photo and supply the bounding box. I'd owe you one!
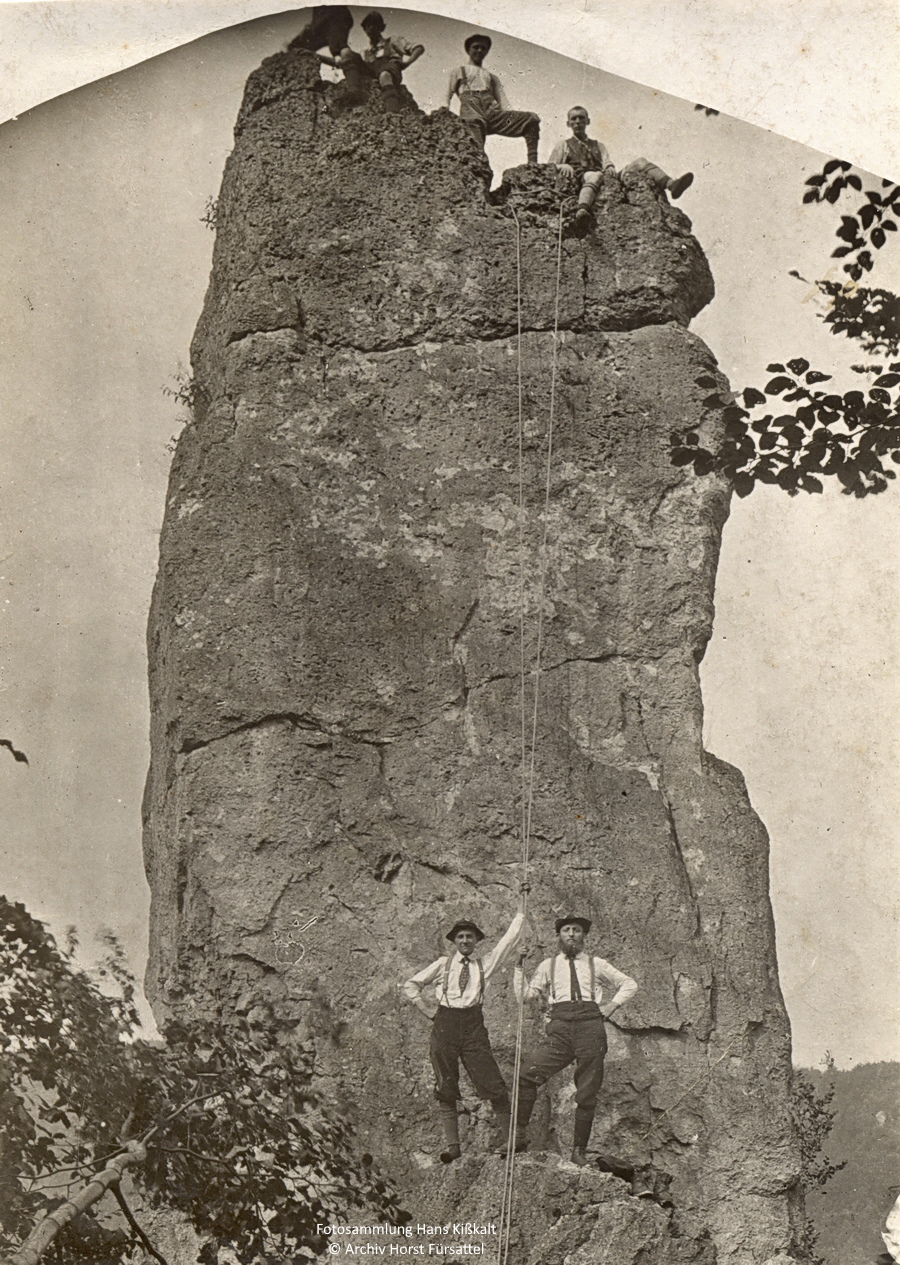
[4,1139,147,1265]
[111,1184,169,1265]
[155,1145,231,1166]
[142,1089,227,1144]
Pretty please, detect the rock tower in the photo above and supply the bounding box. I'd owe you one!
[144,48,802,1265]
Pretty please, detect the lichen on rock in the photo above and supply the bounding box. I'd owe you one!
[144,44,803,1264]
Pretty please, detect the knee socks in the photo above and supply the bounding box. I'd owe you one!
[438,1102,460,1147]
[573,1106,594,1150]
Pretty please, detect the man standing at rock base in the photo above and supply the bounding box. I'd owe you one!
[447,35,541,165]
[513,916,638,1165]
[403,890,526,1163]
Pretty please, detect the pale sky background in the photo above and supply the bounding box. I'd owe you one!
[0,2,897,1069]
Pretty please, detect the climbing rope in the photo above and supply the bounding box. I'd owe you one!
[492,209,754,1260]
[496,204,566,1265]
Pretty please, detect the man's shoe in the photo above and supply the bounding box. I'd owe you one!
[439,1144,462,1164]
[574,206,594,235]
[570,1146,589,1166]
[498,1133,527,1156]
[668,171,694,200]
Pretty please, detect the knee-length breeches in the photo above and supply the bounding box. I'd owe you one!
[458,90,540,143]
[518,1012,607,1111]
[430,1006,509,1108]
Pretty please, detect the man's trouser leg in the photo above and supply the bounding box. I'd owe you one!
[430,1008,463,1105]
[622,158,692,199]
[430,1008,464,1158]
[338,50,371,102]
[377,63,403,114]
[481,105,541,164]
[622,157,669,192]
[524,118,540,165]
[571,1016,607,1149]
[516,1020,576,1130]
[458,1009,510,1112]
[575,170,604,227]
[462,119,487,150]
[577,170,604,212]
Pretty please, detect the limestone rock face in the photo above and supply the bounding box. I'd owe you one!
[144,51,801,1264]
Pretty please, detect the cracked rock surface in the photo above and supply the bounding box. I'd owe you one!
[144,51,802,1264]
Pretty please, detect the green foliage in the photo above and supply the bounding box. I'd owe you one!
[0,897,407,1265]
[201,196,219,232]
[803,1061,900,1265]
[0,899,140,1255]
[671,356,900,498]
[791,1063,845,1191]
[789,1062,845,1265]
[789,1060,846,1265]
[817,282,900,357]
[162,371,208,454]
[162,371,203,420]
[803,160,900,283]
[670,157,900,498]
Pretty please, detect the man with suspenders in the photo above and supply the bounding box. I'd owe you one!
[403,889,526,1163]
[513,915,638,1165]
[446,34,541,165]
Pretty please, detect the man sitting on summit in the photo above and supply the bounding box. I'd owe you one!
[315,11,423,114]
[549,105,694,231]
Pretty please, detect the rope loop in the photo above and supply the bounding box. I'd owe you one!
[496,203,565,1265]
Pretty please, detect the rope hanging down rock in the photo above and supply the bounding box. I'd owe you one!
[496,204,565,1265]
[493,206,757,1259]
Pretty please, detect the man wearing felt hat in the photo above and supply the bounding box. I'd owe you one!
[403,886,527,1163]
[446,34,541,164]
[512,914,638,1166]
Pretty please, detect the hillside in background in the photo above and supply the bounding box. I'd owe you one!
[805,1061,900,1265]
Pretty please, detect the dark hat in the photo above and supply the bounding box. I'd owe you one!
[464,33,492,52]
[362,11,386,30]
[446,920,485,942]
[555,915,592,935]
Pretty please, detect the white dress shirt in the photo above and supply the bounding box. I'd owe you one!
[446,65,511,110]
[513,951,638,1013]
[403,911,525,1008]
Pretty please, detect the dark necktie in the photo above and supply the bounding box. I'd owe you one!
[568,955,582,1001]
[459,959,471,994]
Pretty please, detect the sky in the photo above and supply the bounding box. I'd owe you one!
[0,4,897,1069]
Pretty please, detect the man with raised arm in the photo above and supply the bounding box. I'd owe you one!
[447,34,540,165]
[550,104,693,231]
[512,914,638,1165]
[403,886,527,1163]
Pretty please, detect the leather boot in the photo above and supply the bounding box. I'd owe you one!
[381,84,402,115]
[498,1128,527,1156]
[438,1102,460,1163]
[667,171,694,199]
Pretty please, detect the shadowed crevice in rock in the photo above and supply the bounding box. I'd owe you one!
[144,43,802,1265]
